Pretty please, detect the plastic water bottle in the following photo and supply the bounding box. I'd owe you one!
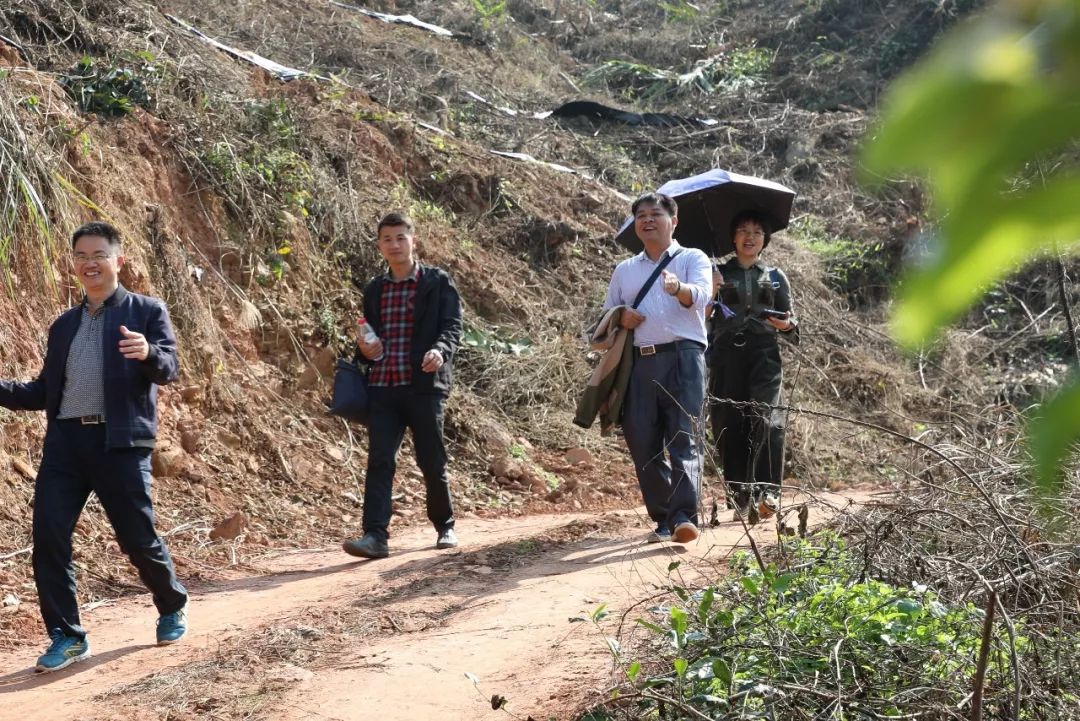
[357,317,384,360]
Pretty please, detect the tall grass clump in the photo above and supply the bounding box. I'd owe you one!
[0,77,71,296]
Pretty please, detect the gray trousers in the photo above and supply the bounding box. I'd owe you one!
[621,343,705,530]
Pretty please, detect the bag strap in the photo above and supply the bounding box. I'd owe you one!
[631,249,682,309]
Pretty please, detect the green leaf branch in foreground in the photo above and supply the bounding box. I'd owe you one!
[579,535,1055,720]
[1027,372,1080,494]
[861,0,1080,490]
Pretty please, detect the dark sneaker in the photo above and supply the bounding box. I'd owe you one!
[343,534,389,559]
[435,528,458,549]
[157,605,188,646]
[731,488,752,524]
[35,630,91,673]
[672,521,699,544]
[646,525,671,544]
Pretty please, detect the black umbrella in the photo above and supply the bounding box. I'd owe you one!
[615,168,796,257]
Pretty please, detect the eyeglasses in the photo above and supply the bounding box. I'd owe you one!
[73,252,115,263]
[734,228,765,238]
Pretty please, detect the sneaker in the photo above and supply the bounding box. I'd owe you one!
[35,630,91,673]
[748,502,760,526]
[343,534,389,559]
[672,521,699,544]
[757,492,780,520]
[730,489,752,524]
[435,528,458,549]
[157,605,188,646]
[646,525,671,544]
[733,502,761,526]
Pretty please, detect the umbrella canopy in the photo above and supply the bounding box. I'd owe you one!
[615,169,796,257]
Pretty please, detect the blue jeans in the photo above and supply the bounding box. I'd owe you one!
[621,343,705,530]
[33,421,187,640]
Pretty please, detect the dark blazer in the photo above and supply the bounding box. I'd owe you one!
[0,284,179,448]
[362,265,462,396]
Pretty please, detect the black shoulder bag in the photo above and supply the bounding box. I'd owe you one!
[631,248,682,309]
[329,351,370,424]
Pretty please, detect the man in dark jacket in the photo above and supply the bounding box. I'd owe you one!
[343,212,463,559]
[0,221,188,673]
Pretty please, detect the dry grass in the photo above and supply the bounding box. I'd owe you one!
[2,11,1073,716]
[0,72,75,296]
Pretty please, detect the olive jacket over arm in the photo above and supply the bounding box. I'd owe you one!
[362,264,463,396]
[574,305,633,436]
[0,284,179,448]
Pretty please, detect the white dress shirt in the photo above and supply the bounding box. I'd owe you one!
[602,240,712,346]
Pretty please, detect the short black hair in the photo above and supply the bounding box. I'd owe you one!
[377,212,415,236]
[71,220,122,249]
[730,209,773,247]
[631,192,678,218]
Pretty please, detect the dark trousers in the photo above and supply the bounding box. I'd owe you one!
[621,343,705,531]
[33,421,188,640]
[363,386,455,542]
[710,337,786,501]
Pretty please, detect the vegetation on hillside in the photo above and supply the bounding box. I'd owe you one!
[0,1,1077,718]
[579,531,1077,719]
[863,0,1080,492]
[573,1,1080,718]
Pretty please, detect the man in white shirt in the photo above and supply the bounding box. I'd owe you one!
[602,193,712,543]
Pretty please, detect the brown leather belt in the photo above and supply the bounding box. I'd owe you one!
[60,414,105,424]
[634,340,705,357]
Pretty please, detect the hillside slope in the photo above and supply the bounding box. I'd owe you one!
[0,0,1025,652]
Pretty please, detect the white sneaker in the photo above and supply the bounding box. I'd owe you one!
[757,492,780,520]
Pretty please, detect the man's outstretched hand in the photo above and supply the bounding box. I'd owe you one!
[119,325,149,361]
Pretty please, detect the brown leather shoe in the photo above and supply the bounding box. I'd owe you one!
[672,521,699,544]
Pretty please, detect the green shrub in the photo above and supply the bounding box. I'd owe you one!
[583,533,1026,719]
[584,46,772,103]
[199,100,313,224]
[470,0,508,29]
[790,215,889,303]
[60,54,158,116]
[658,1,700,22]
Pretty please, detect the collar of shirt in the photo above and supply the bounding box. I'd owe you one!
[81,286,122,315]
[383,264,422,284]
[724,257,768,273]
[633,239,683,264]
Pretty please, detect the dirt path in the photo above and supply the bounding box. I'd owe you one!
[0,490,873,721]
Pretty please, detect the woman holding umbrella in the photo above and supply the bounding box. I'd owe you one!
[709,209,798,523]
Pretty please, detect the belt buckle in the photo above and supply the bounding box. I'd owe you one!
[81,415,103,425]
[639,344,656,357]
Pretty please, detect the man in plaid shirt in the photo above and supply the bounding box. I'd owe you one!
[343,212,463,559]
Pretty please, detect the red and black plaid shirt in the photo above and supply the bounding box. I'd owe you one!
[368,266,421,387]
